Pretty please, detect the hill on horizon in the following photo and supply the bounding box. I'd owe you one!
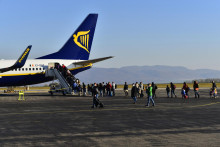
[75,65,220,84]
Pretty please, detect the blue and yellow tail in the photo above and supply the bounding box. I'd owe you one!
[37,14,98,60]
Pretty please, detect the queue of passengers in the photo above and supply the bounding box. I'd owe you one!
[86,82,117,97]
[165,81,217,99]
[129,80,218,106]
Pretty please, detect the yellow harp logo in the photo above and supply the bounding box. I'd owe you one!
[73,30,90,53]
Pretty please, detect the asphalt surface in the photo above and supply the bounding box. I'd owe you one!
[0,89,220,147]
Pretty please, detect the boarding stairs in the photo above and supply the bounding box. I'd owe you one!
[45,68,73,94]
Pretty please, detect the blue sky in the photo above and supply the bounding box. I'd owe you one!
[0,0,220,70]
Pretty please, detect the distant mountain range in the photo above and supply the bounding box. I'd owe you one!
[75,65,220,84]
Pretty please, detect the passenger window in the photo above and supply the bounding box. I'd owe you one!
[18,68,21,71]
[36,68,38,70]
[39,68,41,70]
[22,68,24,71]
[32,68,35,71]
[43,68,45,70]
[29,68,31,71]
[15,69,17,71]
[25,68,28,71]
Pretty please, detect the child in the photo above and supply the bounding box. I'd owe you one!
[166,85,170,98]
[181,88,188,99]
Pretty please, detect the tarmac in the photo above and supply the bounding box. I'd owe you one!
[0,89,220,147]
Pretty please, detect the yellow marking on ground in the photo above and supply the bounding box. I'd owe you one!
[189,102,220,108]
[0,102,219,116]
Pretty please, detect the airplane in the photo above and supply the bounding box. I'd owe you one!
[0,14,113,87]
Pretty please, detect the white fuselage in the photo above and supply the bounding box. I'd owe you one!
[0,59,91,87]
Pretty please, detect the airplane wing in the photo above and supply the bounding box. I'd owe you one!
[73,56,113,65]
[0,45,32,73]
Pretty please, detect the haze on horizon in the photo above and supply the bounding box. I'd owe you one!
[0,0,220,70]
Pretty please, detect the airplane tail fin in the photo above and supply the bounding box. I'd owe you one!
[14,45,32,68]
[37,14,98,60]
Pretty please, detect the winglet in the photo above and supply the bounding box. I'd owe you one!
[13,45,32,68]
[0,45,32,73]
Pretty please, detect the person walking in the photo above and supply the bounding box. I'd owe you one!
[170,82,177,98]
[112,82,116,96]
[82,82,86,96]
[152,82,157,98]
[183,82,190,98]
[146,83,155,107]
[98,83,103,97]
[166,85,170,98]
[139,82,144,98]
[124,82,129,96]
[131,84,138,104]
[102,82,106,96]
[91,83,99,108]
[212,81,217,98]
[193,81,200,98]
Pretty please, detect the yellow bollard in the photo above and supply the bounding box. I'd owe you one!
[18,91,25,100]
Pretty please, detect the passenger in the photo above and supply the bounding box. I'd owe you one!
[91,83,99,108]
[145,84,149,98]
[210,88,213,98]
[166,85,170,98]
[112,82,116,96]
[181,88,188,99]
[212,81,217,91]
[211,81,217,98]
[106,82,110,96]
[170,82,177,98]
[139,82,144,98]
[72,82,77,93]
[91,84,94,97]
[98,83,103,97]
[131,83,138,104]
[135,82,140,97]
[78,83,82,96]
[102,82,106,96]
[214,88,218,98]
[82,82,86,96]
[108,82,112,96]
[124,82,129,96]
[146,83,155,107]
[61,64,67,78]
[183,82,190,98]
[193,81,200,98]
[87,84,91,95]
[152,82,157,98]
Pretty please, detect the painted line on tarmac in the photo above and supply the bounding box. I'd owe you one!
[188,102,220,108]
[0,102,219,116]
